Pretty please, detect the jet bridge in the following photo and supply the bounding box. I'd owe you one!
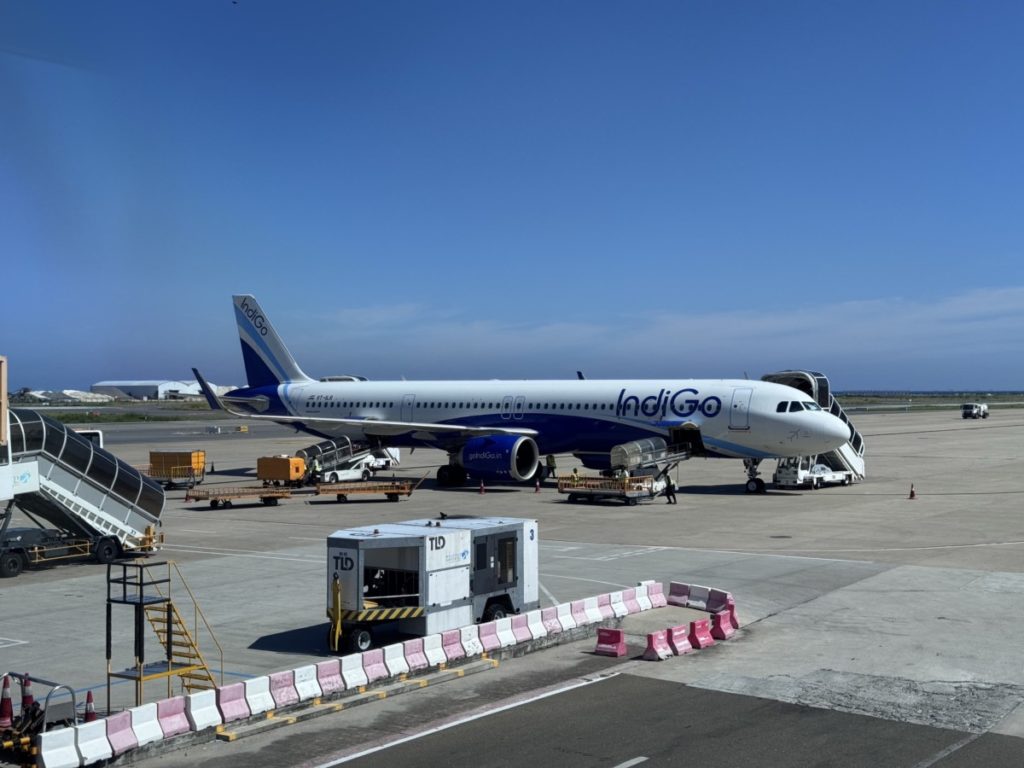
[761,370,866,481]
[2,408,164,554]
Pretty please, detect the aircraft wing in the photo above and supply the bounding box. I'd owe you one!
[192,368,537,440]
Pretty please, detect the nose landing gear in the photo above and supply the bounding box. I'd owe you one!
[744,459,767,493]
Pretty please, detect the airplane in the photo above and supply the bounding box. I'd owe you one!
[192,295,852,493]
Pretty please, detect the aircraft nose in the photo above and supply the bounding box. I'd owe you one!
[821,413,851,449]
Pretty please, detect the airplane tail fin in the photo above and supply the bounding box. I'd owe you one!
[232,294,314,388]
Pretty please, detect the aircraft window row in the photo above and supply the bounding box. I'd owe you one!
[304,400,617,412]
[306,401,396,408]
[775,401,823,413]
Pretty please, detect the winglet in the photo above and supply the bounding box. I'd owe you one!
[192,368,223,411]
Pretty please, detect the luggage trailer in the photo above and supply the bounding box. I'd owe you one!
[326,517,539,653]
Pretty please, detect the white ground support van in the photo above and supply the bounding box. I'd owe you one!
[322,448,400,483]
[961,403,989,419]
[326,516,539,652]
[773,456,855,490]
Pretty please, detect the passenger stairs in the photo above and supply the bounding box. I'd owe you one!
[761,371,866,480]
[4,409,164,551]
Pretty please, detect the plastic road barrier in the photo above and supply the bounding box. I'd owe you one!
[75,719,114,764]
[540,607,562,635]
[646,580,668,608]
[36,726,79,768]
[316,659,345,697]
[555,602,578,631]
[382,643,411,677]
[594,628,627,657]
[459,625,484,658]
[294,665,324,701]
[583,596,604,624]
[441,630,465,663]
[685,584,711,611]
[478,621,501,652]
[130,702,163,747]
[666,581,690,607]
[634,583,653,611]
[570,600,589,626]
[667,624,693,655]
[688,619,715,649]
[157,696,190,738]
[494,617,517,648]
[510,614,533,644]
[403,638,429,672]
[711,610,736,640]
[243,676,275,716]
[216,683,251,724]
[642,630,673,661]
[622,588,642,614]
[361,649,389,685]
[269,671,299,709]
[185,690,223,731]
[525,609,547,640]
[340,654,368,689]
[609,591,629,617]
[423,634,448,667]
[597,593,615,620]
[105,710,138,756]
[707,588,733,614]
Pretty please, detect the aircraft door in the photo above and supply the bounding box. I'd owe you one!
[401,394,415,422]
[513,396,525,420]
[729,388,753,430]
[501,396,514,420]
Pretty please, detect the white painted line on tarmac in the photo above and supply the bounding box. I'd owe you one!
[0,637,28,649]
[539,581,559,606]
[312,675,615,767]
[613,758,648,768]
[162,544,317,563]
[539,572,630,590]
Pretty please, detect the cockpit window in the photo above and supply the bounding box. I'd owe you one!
[776,402,787,413]
[803,401,822,411]
[788,401,805,412]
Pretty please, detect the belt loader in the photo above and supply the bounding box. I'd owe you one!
[326,516,539,653]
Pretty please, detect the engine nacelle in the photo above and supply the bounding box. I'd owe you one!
[460,435,539,482]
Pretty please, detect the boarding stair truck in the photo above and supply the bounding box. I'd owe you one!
[0,408,164,578]
[762,370,866,492]
[326,516,538,653]
[772,455,855,490]
[961,402,989,419]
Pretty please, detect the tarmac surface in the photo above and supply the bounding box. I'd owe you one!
[3,408,1024,766]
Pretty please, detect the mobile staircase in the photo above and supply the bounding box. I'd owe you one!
[761,370,866,481]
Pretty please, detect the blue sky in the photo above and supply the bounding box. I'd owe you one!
[2,1,1022,392]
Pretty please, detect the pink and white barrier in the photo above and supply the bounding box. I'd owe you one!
[185,689,223,731]
[594,627,627,657]
[216,682,250,724]
[316,659,345,696]
[460,625,484,657]
[634,583,653,611]
[597,593,615,619]
[340,653,368,688]
[667,624,693,655]
[157,695,190,738]
[622,588,642,614]
[494,617,516,648]
[642,630,673,661]
[382,643,410,677]
[106,709,138,756]
[130,702,163,747]
[75,718,114,764]
[441,629,465,662]
[294,664,323,701]
[707,588,733,614]
[688,619,715,649]
[36,726,79,768]
[609,591,628,617]
[525,609,547,640]
[361,649,389,685]
[541,607,562,635]
[423,634,447,667]
[711,610,735,640]
[244,676,275,716]
[403,638,429,672]
[570,600,588,626]
[510,614,532,644]
[478,621,501,652]
[640,580,667,608]
[686,584,711,611]
[555,602,577,631]
[269,670,299,709]
[583,597,604,624]
[666,581,690,607]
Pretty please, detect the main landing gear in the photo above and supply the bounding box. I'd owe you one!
[436,464,468,487]
[744,459,767,494]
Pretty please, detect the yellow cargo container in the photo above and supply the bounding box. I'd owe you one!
[148,450,207,489]
[258,455,306,486]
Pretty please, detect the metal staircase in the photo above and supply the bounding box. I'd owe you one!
[143,600,217,692]
[762,370,866,480]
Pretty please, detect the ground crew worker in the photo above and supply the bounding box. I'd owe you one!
[312,456,322,484]
[546,454,557,480]
[570,467,581,486]
[664,475,677,504]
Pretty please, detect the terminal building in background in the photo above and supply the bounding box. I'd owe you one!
[91,380,236,401]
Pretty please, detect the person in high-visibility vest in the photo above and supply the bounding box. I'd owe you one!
[545,454,557,480]
[570,467,581,486]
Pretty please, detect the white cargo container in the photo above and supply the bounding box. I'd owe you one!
[326,516,539,652]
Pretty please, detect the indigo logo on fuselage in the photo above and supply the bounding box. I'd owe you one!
[616,387,722,419]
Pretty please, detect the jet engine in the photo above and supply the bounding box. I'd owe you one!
[460,435,539,482]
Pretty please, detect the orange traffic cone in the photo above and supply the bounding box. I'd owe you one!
[84,690,97,722]
[479,480,485,495]
[21,674,34,709]
[908,484,916,500]
[0,675,12,728]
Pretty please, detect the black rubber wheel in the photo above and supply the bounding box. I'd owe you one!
[0,552,26,578]
[756,478,767,493]
[482,602,508,622]
[387,493,399,502]
[349,628,373,653]
[328,473,338,483]
[94,538,119,565]
[336,494,348,503]
[210,499,221,509]
[745,479,759,494]
[626,497,637,506]
[361,469,371,481]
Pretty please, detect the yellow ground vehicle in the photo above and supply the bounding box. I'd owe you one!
[147,450,206,489]
[257,455,307,487]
